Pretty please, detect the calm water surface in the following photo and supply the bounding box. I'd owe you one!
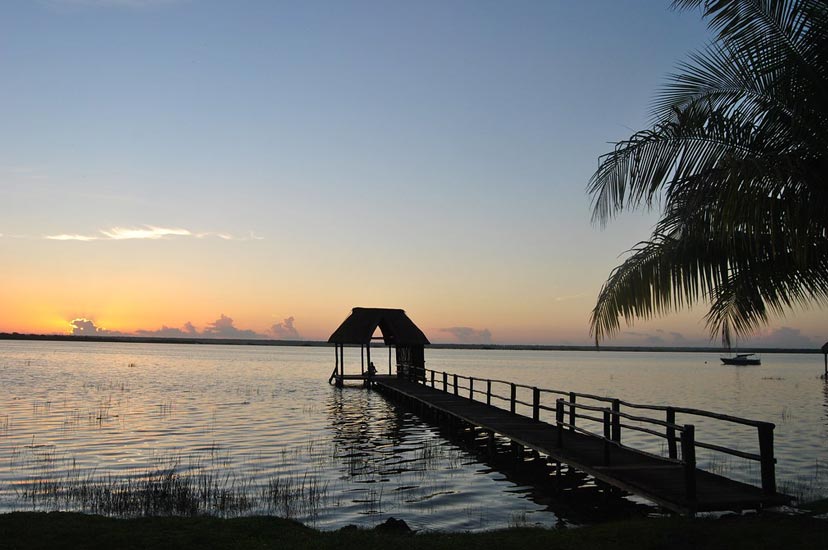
[0,341,826,530]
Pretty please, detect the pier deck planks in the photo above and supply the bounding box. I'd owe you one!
[370,376,789,515]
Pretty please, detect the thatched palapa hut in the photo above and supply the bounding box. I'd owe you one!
[328,307,429,386]
[822,341,828,377]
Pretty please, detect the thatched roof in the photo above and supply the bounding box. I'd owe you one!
[328,307,430,345]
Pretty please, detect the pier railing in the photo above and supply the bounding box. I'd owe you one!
[400,365,777,499]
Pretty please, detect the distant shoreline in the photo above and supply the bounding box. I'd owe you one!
[0,332,820,354]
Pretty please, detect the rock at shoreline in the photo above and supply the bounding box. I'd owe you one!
[374,517,412,534]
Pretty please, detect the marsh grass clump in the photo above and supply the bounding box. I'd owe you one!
[780,460,828,505]
[156,400,174,418]
[12,463,331,522]
[263,474,329,519]
[16,466,234,517]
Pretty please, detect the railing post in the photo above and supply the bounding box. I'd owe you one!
[569,392,576,430]
[510,383,516,414]
[556,399,564,447]
[430,370,435,388]
[443,371,448,392]
[453,374,458,396]
[611,399,621,442]
[758,422,777,494]
[486,380,491,406]
[603,409,612,466]
[666,407,677,459]
[681,424,696,502]
[469,377,474,401]
[532,387,540,422]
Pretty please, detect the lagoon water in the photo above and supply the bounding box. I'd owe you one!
[0,340,826,531]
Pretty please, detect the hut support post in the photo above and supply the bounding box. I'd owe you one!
[822,342,828,377]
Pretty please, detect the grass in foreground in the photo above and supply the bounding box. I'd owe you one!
[0,512,826,550]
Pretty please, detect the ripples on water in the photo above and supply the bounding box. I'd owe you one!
[0,342,560,531]
[0,341,826,530]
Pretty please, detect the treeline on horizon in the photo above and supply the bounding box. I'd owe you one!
[0,332,820,354]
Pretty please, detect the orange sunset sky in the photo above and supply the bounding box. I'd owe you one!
[1,1,824,348]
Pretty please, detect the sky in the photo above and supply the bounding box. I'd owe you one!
[1,0,824,348]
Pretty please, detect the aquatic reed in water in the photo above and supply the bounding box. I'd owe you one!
[14,465,332,519]
[263,474,329,519]
[779,460,827,505]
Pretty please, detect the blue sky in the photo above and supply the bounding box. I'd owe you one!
[1,0,823,347]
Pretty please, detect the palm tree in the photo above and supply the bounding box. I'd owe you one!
[588,0,828,347]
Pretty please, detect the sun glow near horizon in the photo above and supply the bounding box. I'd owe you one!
[1,1,825,349]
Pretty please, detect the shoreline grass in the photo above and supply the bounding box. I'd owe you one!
[1,511,826,550]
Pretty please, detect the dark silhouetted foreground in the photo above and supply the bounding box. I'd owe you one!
[1,511,827,550]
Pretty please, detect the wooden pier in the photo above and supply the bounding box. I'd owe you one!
[325,307,789,516]
[364,368,790,516]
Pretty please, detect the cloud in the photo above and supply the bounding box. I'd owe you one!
[618,329,697,347]
[46,234,101,242]
[102,227,192,240]
[69,315,269,340]
[653,329,688,344]
[271,316,301,340]
[617,330,665,345]
[45,225,260,242]
[70,318,124,336]
[750,327,816,349]
[135,323,199,338]
[439,326,493,345]
[202,314,266,339]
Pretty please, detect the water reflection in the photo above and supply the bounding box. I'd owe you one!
[324,387,472,525]
[325,385,653,527]
[3,341,827,529]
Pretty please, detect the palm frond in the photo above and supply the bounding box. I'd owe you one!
[589,232,724,344]
[589,102,770,226]
[589,1,827,346]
